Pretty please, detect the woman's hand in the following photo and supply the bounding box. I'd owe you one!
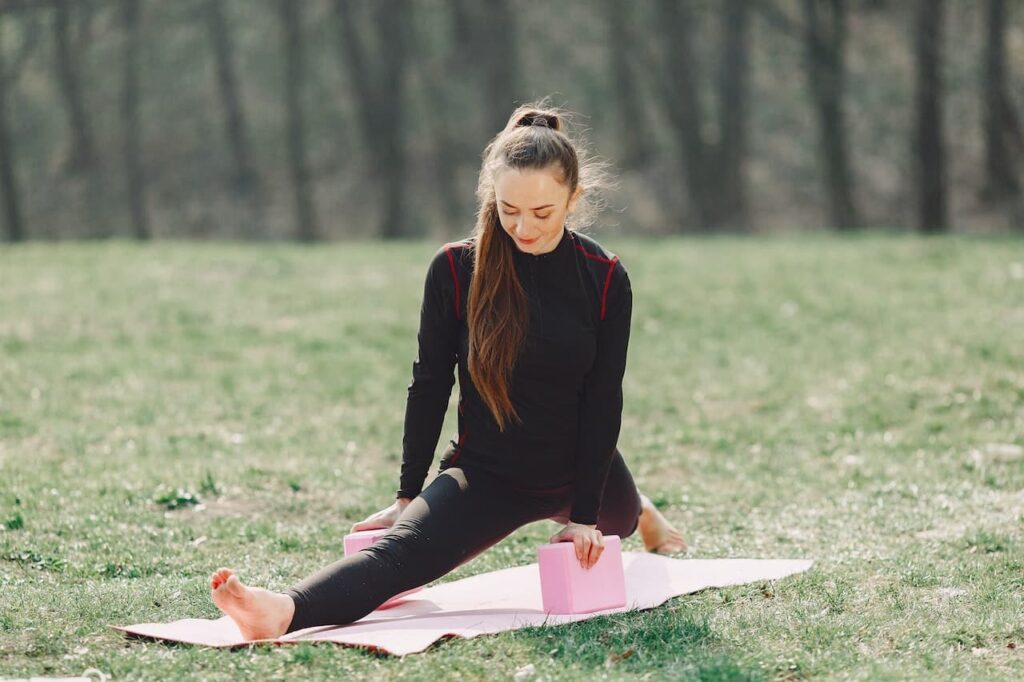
[350,497,412,532]
[549,522,604,570]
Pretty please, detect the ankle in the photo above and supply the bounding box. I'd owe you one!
[277,593,296,630]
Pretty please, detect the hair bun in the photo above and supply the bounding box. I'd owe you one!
[516,112,558,130]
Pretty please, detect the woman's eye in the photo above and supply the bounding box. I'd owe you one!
[502,210,551,219]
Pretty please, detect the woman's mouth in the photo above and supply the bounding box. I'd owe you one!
[518,237,537,245]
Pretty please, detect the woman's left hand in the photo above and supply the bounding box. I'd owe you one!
[549,522,604,570]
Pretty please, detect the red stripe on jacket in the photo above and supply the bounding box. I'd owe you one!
[573,237,619,321]
[444,246,461,320]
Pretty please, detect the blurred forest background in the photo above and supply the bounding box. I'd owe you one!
[0,0,1022,242]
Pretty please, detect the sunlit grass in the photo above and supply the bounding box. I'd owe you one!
[1,234,1023,679]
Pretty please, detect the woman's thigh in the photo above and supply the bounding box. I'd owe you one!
[546,448,642,538]
[375,464,559,579]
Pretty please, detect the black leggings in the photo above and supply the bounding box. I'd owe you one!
[283,448,643,633]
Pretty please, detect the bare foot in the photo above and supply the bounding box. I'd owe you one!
[210,568,296,641]
[637,493,688,554]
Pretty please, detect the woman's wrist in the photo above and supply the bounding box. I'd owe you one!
[567,521,597,529]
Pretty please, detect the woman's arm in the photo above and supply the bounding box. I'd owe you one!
[395,246,460,500]
[569,259,633,525]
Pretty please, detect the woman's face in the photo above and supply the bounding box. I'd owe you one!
[494,166,582,255]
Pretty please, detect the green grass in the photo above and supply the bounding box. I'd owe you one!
[1,234,1023,680]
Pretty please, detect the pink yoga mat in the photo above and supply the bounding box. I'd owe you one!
[111,553,813,656]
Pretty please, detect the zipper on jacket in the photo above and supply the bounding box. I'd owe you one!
[528,258,544,336]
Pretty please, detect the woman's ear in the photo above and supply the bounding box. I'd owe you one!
[567,185,583,214]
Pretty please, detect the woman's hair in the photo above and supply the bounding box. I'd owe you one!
[467,98,616,431]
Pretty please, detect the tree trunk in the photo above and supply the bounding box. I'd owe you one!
[408,2,468,234]
[981,0,1021,202]
[333,0,411,238]
[604,0,654,170]
[279,0,318,241]
[714,0,751,231]
[0,14,25,242]
[54,0,108,237]
[656,0,711,231]
[803,0,859,230]
[120,0,150,240]
[53,0,95,175]
[913,0,948,234]
[656,0,752,232]
[205,0,258,199]
[477,0,519,134]
[374,0,410,238]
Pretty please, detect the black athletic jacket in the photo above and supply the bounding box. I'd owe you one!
[395,226,632,526]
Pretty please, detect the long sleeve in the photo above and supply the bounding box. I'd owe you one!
[396,247,459,499]
[569,260,633,525]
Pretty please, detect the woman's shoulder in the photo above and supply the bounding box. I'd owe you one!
[425,237,475,285]
[567,230,631,323]
[569,229,628,279]
[433,236,475,265]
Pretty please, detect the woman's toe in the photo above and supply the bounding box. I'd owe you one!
[211,568,232,590]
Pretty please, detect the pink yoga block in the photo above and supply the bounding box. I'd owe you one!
[344,528,391,556]
[537,535,626,614]
[343,528,423,605]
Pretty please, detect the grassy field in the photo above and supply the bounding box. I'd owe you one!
[1,234,1022,680]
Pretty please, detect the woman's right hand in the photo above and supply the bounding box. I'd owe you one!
[350,497,412,532]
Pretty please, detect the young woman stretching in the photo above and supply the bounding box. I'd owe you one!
[209,102,686,640]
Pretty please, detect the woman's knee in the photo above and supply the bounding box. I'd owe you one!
[596,505,640,539]
[593,450,643,539]
[547,505,639,539]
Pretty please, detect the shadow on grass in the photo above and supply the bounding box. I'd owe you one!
[510,605,769,680]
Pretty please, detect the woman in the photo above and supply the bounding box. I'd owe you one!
[210,102,686,640]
